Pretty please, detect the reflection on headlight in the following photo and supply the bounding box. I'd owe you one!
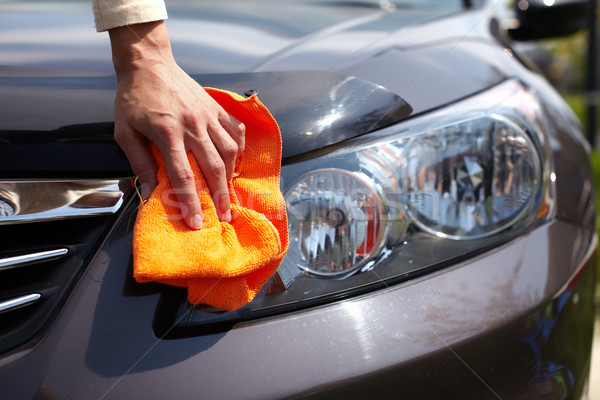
[286,169,403,277]
[398,114,541,239]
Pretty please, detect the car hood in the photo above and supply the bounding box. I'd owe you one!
[0,0,514,168]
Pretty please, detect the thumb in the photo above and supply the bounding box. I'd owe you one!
[114,124,158,200]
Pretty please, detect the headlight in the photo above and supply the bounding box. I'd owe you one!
[399,113,542,239]
[161,79,553,332]
[286,168,402,277]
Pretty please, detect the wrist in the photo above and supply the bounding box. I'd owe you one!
[108,20,175,76]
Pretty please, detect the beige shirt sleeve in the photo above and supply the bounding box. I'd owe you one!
[92,0,168,32]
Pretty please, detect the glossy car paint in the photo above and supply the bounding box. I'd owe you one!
[0,0,596,399]
[0,71,412,168]
[0,1,503,146]
[2,206,596,399]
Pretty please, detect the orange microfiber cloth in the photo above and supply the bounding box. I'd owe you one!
[132,88,288,311]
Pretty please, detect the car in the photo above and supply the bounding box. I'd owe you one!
[0,0,596,398]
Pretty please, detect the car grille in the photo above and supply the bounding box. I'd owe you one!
[0,180,131,355]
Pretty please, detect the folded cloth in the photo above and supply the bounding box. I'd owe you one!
[133,88,288,311]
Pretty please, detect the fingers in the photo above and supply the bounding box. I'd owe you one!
[116,122,205,230]
[113,63,246,230]
[161,143,205,230]
[206,118,244,182]
[187,132,232,223]
[185,109,244,223]
[117,115,240,229]
[220,114,246,154]
[219,114,246,175]
[114,123,158,200]
[205,127,237,182]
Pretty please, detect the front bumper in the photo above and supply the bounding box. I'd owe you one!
[0,203,596,399]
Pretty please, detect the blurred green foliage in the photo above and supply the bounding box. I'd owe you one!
[592,150,600,231]
[591,149,600,311]
[546,29,599,298]
[539,32,588,94]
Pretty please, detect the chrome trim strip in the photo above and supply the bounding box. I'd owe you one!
[0,248,69,271]
[0,179,133,225]
[0,293,41,314]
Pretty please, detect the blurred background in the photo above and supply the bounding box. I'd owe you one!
[519,2,600,397]
[502,0,597,284]
[518,9,592,134]
[489,0,600,396]
[530,10,598,288]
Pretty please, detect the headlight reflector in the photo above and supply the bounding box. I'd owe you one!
[286,169,390,277]
[399,114,541,239]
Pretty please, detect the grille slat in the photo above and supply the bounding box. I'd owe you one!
[0,248,69,271]
[0,293,41,314]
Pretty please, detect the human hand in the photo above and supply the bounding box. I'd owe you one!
[108,21,245,229]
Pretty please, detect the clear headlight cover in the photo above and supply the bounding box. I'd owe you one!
[286,169,389,277]
[398,114,541,239]
[165,79,553,329]
[280,81,547,280]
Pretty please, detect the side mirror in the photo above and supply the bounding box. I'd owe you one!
[509,0,590,41]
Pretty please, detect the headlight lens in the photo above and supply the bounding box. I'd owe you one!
[399,114,541,239]
[163,79,552,330]
[286,168,404,277]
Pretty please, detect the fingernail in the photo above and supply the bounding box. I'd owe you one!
[234,154,243,175]
[191,214,203,229]
[223,209,232,223]
[141,183,151,200]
